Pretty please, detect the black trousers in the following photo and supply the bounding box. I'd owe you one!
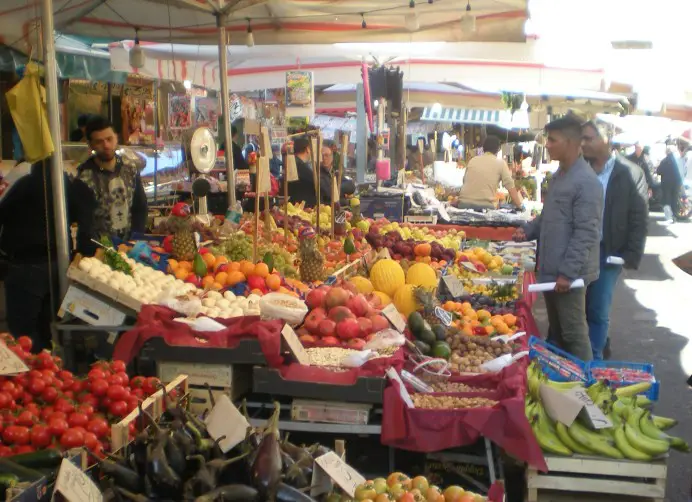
[661,180,681,218]
[4,262,59,353]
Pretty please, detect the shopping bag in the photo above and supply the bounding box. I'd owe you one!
[6,63,54,163]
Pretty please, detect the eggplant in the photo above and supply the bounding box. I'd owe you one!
[164,432,187,477]
[284,463,309,489]
[98,459,144,493]
[183,455,215,499]
[114,487,153,502]
[193,484,259,502]
[309,444,332,459]
[276,482,318,502]
[250,402,283,499]
[281,441,312,465]
[146,430,181,497]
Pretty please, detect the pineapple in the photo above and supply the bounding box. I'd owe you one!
[172,225,197,261]
[414,286,443,328]
[298,228,324,283]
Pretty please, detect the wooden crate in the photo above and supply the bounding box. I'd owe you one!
[66,265,142,312]
[526,454,668,502]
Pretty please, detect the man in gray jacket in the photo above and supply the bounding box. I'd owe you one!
[513,116,603,361]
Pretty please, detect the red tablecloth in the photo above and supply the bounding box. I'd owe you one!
[522,271,537,308]
[381,362,547,472]
[515,299,540,338]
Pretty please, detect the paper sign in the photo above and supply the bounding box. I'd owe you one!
[281,324,311,365]
[0,341,29,375]
[335,210,347,224]
[313,451,366,498]
[441,275,465,299]
[52,458,103,502]
[528,279,585,293]
[434,306,452,326]
[492,331,526,344]
[606,256,625,265]
[204,395,251,453]
[460,262,479,273]
[540,384,612,429]
[382,304,406,333]
[386,367,415,408]
[400,369,433,393]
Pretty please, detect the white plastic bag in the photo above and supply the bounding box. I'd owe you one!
[158,294,203,317]
[363,329,406,351]
[173,316,226,332]
[340,349,376,368]
[259,293,308,326]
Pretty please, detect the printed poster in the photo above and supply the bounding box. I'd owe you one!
[285,70,314,118]
[194,96,220,134]
[168,93,191,130]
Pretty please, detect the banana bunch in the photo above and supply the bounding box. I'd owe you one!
[526,362,688,460]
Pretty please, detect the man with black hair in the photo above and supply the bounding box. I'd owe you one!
[220,124,248,171]
[458,135,523,209]
[657,141,686,223]
[287,136,317,207]
[581,120,648,360]
[514,116,603,361]
[77,116,147,248]
[69,114,90,142]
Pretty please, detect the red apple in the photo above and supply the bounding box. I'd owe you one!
[318,319,337,337]
[341,280,358,296]
[369,314,390,333]
[458,254,469,263]
[336,318,360,339]
[347,338,367,350]
[356,317,373,337]
[296,328,311,337]
[306,287,329,310]
[321,336,340,347]
[304,310,326,334]
[299,334,317,344]
[366,333,376,342]
[366,293,383,309]
[185,274,202,288]
[215,263,229,273]
[347,294,371,318]
[324,287,350,309]
[329,306,356,323]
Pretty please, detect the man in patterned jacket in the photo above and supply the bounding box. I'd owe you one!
[77,116,148,254]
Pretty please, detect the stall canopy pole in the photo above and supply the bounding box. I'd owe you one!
[42,0,70,297]
[217,11,236,207]
[356,83,366,183]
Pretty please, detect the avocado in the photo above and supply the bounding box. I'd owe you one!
[418,329,436,346]
[501,264,514,275]
[407,312,425,335]
[431,341,452,360]
[432,324,447,341]
[413,340,431,356]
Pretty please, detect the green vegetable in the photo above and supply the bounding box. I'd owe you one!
[407,312,425,335]
[431,341,451,360]
[8,449,62,469]
[0,458,43,481]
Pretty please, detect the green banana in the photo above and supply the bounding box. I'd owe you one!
[586,381,608,401]
[567,421,624,459]
[613,424,652,461]
[624,409,670,456]
[532,415,572,456]
[614,382,652,398]
[619,395,652,408]
[651,415,677,430]
[544,379,582,391]
[612,398,632,419]
[640,411,690,452]
[555,421,594,455]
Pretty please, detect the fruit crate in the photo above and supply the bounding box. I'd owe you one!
[526,454,668,502]
[528,337,588,383]
[587,361,659,401]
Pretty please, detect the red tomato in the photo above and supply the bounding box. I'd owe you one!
[82,431,99,450]
[9,346,27,361]
[76,403,95,418]
[20,392,34,405]
[14,445,35,454]
[35,351,53,369]
[0,445,12,457]
[70,380,85,393]
[100,396,113,409]
[3,425,30,445]
[77,393,100,408]
[58,370,74,381]
[25,403,40,415]
[89,442,105,460]
[88,368,107,382]
[47,411,67,422]
[109,400,128,418]
[16,336,33,353]
[68,412,89,429]
[130,376,145,389]
[1,382,16,398]
[106,384,127,401]
[106,374,123,386]
[86,417,109,439]
[126,395,139,413]
[16,411,36,428]
[110,360,127,373]
[0,392,11,410]
[48,418,69,438]
[41,386,58,404]
[53,398,75,415]
[30,425,52,448]
[90,379,109,397]
[40,406,54,421]
[27,378,46,396]
[28,370,43,380]
[60,428,85,448]
[143,377,161,396]
[131,388,145,400]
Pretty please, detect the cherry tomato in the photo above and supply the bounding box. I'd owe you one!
[40,406,54,422]
[14,445,35,454]
[9,346,27,361]
[76,403,95,418]
[30,424,52,448]
[3,425,30,445]
[0,392,11,410]
[1,382,16,398]
[131,388,145,400]
[35,351,53,369]
[77,393,99,408]
[109,400,128,418]
[16,411,36,427]
[28,370,43,380]
[54,398,75,415]
[86,417,109,439]
[41,386,59,404]
[70,380,86,394]
[100,396,113,409]
[130,376,145,389]
[126,395,139,413]
[143,377,161,396]
[25,403,40,415]
[110,360,127,373]
[90,379,109,397]
[16,336,33,353]
[68,411,89,429]
[89,442,105,460]
[63,391,75,400]
[107,374,122,386]
[58,370,74,381]
[60,428,85,448]
[0,445,12,457]
[27,378,46,396]
[47,411,67,422]
[20,392,34,405]
[88,368,107,382]
[48,418,69,438]
[83,431,99,450]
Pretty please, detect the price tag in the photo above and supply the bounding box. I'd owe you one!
[281,324,311,366]
[441,275,465,299]
[204,395,251,453]
[386,367,415,408]
[0,341,29,375]
[335,210,347,224]
[382,304,406,332]
[460,262,479,273]
[313,451,366,498]
[568,387,612,429]
[434,306,452,326]
[52,458,102,502]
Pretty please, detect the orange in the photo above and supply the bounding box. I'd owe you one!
[253,262,270,278]
[214,256,228,270]
[503,313,517,327]
[211,281,224,290]
[167,259,179,271]
[202,253,216,269]
[174,269,189,281]
[215,271,228,285]
[265,274,281,291]
[484,325,494,335]
[227,271,246,286]
[250,288,264,296]
[201,275,215,289]
[229,261,241,272]
[179,261,192,272]
[239,260,255,277]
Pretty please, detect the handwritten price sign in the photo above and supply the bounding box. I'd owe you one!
[0,341,29,375]
[53,458,103,502]
[314,451,366,497]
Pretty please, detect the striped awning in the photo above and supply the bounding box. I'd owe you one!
[421,107,505,125]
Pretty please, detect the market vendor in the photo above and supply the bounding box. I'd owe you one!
[319,143,356,205]
[77,116,148,251]
[457,136,523,210]
[287,136,317,207]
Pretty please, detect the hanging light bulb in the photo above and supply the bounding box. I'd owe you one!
[405,12,419,31]
[361,13,367,29]
[246,18,255,47]
[129,29,145,69]
[183,80,192,90]
[460,1,476,34]
[409,0,415,7]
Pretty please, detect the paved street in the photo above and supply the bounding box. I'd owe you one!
[533,213,692,501]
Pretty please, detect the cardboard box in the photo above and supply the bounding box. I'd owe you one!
[359,195,404,222]
[158,362,252,407]
[58,285,128,326]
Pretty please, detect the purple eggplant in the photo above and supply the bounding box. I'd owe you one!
[251,402,283,499]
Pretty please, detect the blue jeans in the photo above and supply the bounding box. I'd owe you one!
[586,255,622,360]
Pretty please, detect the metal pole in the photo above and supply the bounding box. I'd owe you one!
[356,83,366,183]
[217,14,236,207]
[42,0,70,297]
[153,85,159,204]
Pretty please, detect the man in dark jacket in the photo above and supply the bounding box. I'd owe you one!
[581,121,648,359]
[656,142,686,223]
[514,116,603,361]
[627,143,655,194]
[287,136,317,207]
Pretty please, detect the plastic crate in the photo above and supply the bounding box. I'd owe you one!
[528,336,588,382]
[587,360,659,401]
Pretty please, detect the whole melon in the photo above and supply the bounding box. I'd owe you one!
[372,291,392,307]
[406,262,438,290]
[393,284,418,317]
[348,276,374,295]
[369,259,405,297]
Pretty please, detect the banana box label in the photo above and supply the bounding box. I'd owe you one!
[540,384,612,429]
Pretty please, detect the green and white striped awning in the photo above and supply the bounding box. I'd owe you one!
[421,107,505,125]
